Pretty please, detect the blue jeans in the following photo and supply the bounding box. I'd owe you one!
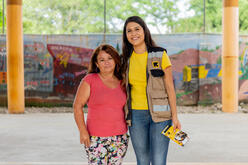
[129,110,172,165]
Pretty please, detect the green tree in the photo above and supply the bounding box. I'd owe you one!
[239,0,248,33]
[0,4,5,34]
[3,0,248,34]
[105,0,180,33]
[137,0,179,33]
[174,0,248,34]
[22,0,181,34]
[23,0,140,34]
[174,0,222,33]
[23,0,107,34]
[102,0,141,33]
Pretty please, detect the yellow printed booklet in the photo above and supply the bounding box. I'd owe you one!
[161,125,189,147]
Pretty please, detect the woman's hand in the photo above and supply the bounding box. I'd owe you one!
[80,130,90,147]
[172,115,181,131]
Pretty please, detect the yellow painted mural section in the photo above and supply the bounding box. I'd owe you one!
[183,66,191,82]
[198,65,208,79]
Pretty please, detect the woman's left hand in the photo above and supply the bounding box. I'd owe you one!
[172,116,181,131]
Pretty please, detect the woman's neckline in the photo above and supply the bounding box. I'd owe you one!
[133,50,147,55]
[97,73,120,90]
[133,43,147,54]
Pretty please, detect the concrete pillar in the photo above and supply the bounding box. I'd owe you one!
[222,0,239,113]
[6,0,25,113]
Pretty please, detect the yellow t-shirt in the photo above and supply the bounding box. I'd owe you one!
[129,50,171,110]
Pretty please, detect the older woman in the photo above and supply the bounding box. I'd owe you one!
[73,44,129,165]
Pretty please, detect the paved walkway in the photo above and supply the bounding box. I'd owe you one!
[0,112,248,164]
[0,162,247,165]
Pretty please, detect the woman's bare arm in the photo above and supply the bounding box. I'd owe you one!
[73,80,91,147]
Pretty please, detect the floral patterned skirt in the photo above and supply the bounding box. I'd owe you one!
[85,133,129,165]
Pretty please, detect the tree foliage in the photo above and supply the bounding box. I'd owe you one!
[134,0,179,33]
[23,0,106,34]
[239,0,248,33]
[22,0,180,34]
[0,0,246,34]
[0,11,2,31]
[0,4,4,33]
[174,0,248,34]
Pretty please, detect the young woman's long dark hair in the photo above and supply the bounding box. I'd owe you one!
[122,16,157,70]
[88,44,123,80]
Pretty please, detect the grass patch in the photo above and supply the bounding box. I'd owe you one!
[198,100,215,106]
[25,101,73,107]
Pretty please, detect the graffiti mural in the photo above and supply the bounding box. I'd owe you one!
[24,41,53,98]
[169,39,248,105]
[239,46,248,100]
[0,42,7,93]
[0,46,6,71]
[0,34,248,105]
[47,44,93,98]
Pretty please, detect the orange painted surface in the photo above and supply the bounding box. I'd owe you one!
[222,0,239,113]
[7,0,22,5]
[224,0,238,7]
[222,58,239,112]
[7,0,25,113]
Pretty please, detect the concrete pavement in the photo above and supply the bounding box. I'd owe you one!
[0,163,248,165]
[0,112,248,164]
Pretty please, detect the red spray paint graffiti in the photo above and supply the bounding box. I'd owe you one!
[47,44,93,98]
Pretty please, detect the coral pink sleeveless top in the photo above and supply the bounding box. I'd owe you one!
[83,73,127,137]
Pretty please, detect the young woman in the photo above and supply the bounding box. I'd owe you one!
[73,44,129,165]
[122,16,181,165]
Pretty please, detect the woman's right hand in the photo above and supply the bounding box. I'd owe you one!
[80,130,90,147]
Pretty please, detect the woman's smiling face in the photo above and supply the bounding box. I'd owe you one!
[126,22,145,47]
[96,50,116,74]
